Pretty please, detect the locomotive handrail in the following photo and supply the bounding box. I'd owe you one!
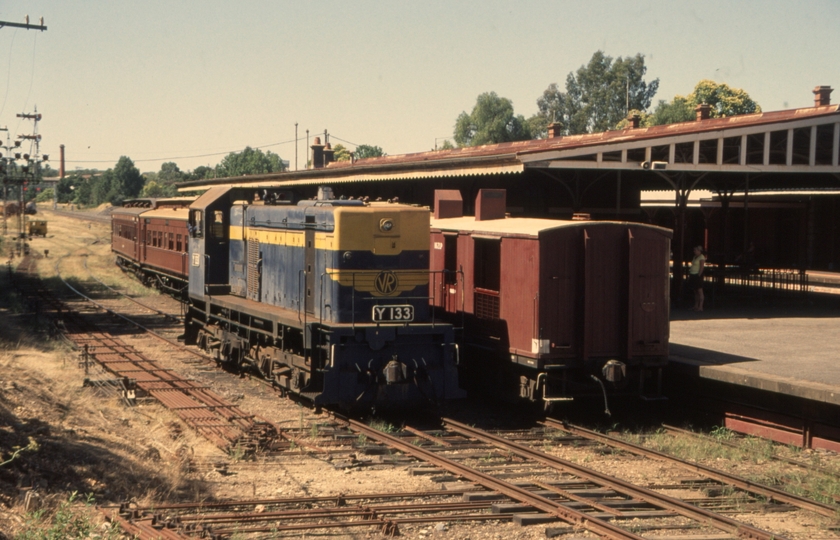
[432,268,465,330]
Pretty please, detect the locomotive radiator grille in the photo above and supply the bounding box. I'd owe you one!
[247,239,260,300]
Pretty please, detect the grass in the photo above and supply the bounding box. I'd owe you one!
[623,426,840,505]
[369,419,397,434]
[15,492,125,540]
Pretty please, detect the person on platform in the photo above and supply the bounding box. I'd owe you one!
[689,245,706,312]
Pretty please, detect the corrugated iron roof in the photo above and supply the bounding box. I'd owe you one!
[177,103,840,192]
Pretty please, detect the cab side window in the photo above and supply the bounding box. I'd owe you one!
[189,210,203,238]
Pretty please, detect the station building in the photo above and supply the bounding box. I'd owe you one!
[179,86,840,278]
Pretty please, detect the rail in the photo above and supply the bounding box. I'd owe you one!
[542,418,838,519]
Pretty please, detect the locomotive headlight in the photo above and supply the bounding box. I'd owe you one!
[379,218,394,232]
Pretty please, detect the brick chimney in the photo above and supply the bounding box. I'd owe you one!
[475,189,506,221]
[547,122,563,139]
[813,86,833,107]
[323,142,335,166]
[311,137,325,169]
[695,103,711,121]
[627,113,640,129]
[434,190,463,219]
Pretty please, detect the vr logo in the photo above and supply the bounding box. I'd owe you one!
[374,271,399,295]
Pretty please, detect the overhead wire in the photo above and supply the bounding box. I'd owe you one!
[15,31,37,134]
[0,28,17,121]
[64,133,363,165]
[64,136,297,164]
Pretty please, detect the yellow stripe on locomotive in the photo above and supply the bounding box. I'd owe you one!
[325,269,429,297]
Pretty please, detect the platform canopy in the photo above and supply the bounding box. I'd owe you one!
[178,91,840,195]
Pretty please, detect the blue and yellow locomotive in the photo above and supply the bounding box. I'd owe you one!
[184,186,462,410]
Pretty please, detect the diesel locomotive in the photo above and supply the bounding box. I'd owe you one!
[181,186,462,410]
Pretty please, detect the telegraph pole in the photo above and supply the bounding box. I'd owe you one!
[0,15,47,255]
[0,16,47,31]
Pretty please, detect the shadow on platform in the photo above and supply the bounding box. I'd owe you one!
[669,343,758,366]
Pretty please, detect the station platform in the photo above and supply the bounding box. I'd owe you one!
[669,307,840,407]
[666,284,840,449]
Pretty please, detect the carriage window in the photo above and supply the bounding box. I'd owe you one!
[474,238,501,292]
[176,234,182,252]
[211,210,226,238]
[147,231,151,245]
[168,233,174,250]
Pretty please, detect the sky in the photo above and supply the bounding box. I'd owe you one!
[0,0,837,174]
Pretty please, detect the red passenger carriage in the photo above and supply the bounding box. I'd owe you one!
[111,198,193,295]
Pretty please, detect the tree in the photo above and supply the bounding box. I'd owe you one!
[91,171,114,206]
[691,79,761,117]
[40,164,58,178]
[354,144,385,159]
[615,109,653,130]
[187,165,215,181]
[454,92,531,147]
[140,180,176,198]
[56,174,82,203]
[436,140,455,151]
[332,144,352,161]
[215,147,285,178]
[111,156,144,201]
[158,162,185,184]
[34,187,53,203]
[649,80,762,126]
[72,177,92,206]
[534,51,659,136]
[567,51,658,134]
[531,82,566,138]
[649,96,695,125]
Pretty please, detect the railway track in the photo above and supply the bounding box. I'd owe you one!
[540,419,840,518]
[98,416,836,539]
[101,488,511,539]
[9,254,281,456]
[83,257,185,323]
[351,418,801,539]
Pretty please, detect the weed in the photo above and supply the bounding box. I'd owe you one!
[16,491,124,540]
[310,423,320,439]
[709,425,735,441]
[369,419,396,433]
[229,442,246,462]
[298,404,305,432]
[0,437,39,468]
